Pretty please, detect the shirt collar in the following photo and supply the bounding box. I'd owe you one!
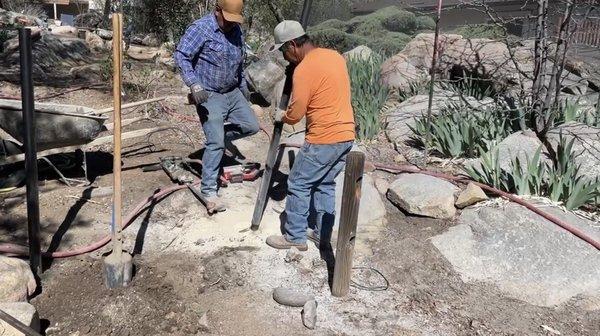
[209,13,220,32]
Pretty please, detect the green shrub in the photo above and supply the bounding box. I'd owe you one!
[309,28,367,53]
[380,9,417,34]
[452,24,506,40]
[416,16,436,30]
[409,102,511,158]
[464,136,600,210]
[354,17,387,38]
[317,18,349,32]
[368,31,411,55]
[348,54,389,141]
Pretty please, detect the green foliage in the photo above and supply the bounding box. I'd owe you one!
[308,28,367,52]
[409,103,511,158]
[452,24,506,40]
[415,16,436,30]
[439,74,496,100]
[398,81,429,102]
[552,99,600,127]
[317,18,348,31]
[464,136,600,210]
[348,54,389,141]
[368,31,411,55]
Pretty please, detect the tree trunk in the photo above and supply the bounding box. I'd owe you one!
[102,0,112,28]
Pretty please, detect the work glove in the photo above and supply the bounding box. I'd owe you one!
[190,83,210,105]
[272,108,285,123]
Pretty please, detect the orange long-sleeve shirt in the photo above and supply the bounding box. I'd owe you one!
[283,48,356,144]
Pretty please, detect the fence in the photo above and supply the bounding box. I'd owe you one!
[570,16,600,48]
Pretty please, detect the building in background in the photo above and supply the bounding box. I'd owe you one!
[42,0,91,25]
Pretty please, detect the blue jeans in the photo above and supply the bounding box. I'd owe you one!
[285,141,354,244]
[196,88,259,196]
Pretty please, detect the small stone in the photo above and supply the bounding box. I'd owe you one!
[0,302,40,334]
[374,177,390,195]
[194,239,206,246]
[455,183,488,208]
[0,256,37,302]
[273,287,315,307]
[388,173,459,219]
[284,247,304,263]
[236,279,244,287]
[198,312,209,332]
[301,300,317,330]
[394,154,405,163]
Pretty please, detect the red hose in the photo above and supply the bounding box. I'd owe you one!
[0,183,192,258]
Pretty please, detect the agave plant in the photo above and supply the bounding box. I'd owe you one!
[463,146,510,191]
[348,54,389,141]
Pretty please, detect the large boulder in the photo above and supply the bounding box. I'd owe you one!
[548,122,600,181]
[95,28,114,40]
[0,302,40,335]
[381,53,428,92]
[385,91,493,149]
[0,9,43,27]
[495,130,546,171]
[85,31,107,51]
[387,173,459,219]
[246,59,285,105]
[334,173,387,231]
[432,203,600,307]
[0,256,37,302]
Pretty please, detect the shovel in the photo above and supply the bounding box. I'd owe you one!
[103,12,133,288]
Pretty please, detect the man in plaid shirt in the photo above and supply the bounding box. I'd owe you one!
[175,0,259,212]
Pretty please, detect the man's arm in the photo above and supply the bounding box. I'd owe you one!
[282,68,311,125]
[174,22,206,87]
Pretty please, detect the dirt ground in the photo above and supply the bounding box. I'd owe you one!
[1,63,599,336]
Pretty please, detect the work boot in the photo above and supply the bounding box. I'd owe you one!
[204,195,226,213]
[266,235,308,251]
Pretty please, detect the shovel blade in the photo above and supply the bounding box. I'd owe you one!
[103,250,133,289]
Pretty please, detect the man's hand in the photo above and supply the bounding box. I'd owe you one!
[272,108,285,123]
[190,83,210,105]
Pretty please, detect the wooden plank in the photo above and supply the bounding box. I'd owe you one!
[96,97,167,114]
[332,151,365,297]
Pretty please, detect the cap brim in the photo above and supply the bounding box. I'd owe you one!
[222,11,244,24]
[269,43,284,52]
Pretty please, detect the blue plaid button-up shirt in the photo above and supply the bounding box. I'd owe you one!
[174,14,247,93]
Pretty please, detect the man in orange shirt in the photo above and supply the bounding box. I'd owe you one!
[266,21,355,251]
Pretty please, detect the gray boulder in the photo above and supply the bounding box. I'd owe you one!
[343,45,374,61]
[335,173,387,229]
[0,302,40,335]
[381,53,428,93]
[496,130,546,171]
[548,122,600,181]
[432,203,600,307]
[387,173,459,219]
[246,59,285,105]
[0,256,37,302]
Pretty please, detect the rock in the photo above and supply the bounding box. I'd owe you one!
[0,9,43,27]
[431,203,600,307]
[334,173,387,228]
[0,302,40,335]
[455,183,488,208]
[385,92,493,149]
[198,312,209,332]
[69,64,102,82]
[495,131,547,172]
[126,45,161,61]
[301,300,317,330]
[85,32,107,51]
[272,287,315,307]
[387,173,459,219]
[142,34,161,47]
[343,45,373,61]
[0,256,37,302]
[95,29,114,40]
[374,177,390,195]
[246,59,285,104]
[381,53,428,93]
[75,10,104,28]
[548,122,600,181]
[156,57,176,72]
[284,247,304,263]
[50,26,78,38]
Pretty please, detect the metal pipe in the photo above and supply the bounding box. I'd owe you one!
[0,309,42,336]
[424,0,443,160]
[19,28,41,276]
[299,0,314,28]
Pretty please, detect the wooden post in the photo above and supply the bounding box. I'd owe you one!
[332,151,365,297]
[111,12,123,252]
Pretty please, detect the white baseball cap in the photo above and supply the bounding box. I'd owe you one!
[270,20,306,52]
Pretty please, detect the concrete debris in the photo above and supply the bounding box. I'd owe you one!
[455,183,488,209]
[284,247,304,263]
[301,300,318,330]
[0,302,40,335]
[0,256,37,302]
[387,173,459,219]
[272,287,315,308]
